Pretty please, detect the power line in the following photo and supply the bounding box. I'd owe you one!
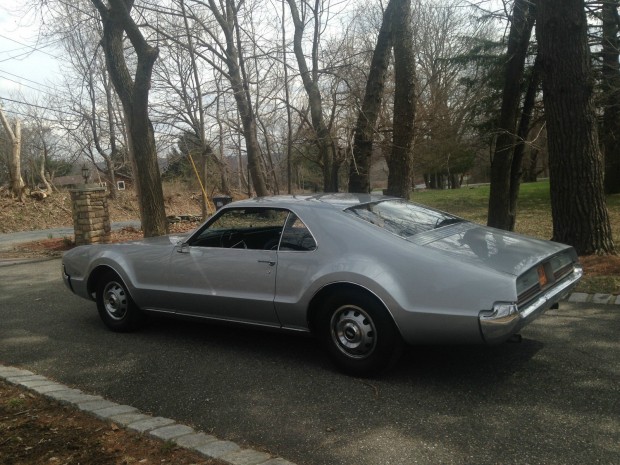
[0,107,64,123]
[0,74,56,96]
[0,33,61,59]
[0,96,79,117]
[0,68,58,91]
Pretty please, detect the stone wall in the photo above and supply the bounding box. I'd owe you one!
[70,187,111,245]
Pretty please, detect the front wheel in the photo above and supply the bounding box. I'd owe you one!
[96,271,145,332]
[316,290,403,377]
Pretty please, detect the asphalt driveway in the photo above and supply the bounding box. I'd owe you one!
[0,259,618,465]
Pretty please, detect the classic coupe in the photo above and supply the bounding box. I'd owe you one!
[62,194,583,375]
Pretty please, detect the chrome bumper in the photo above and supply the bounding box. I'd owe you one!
[62,265,73,292]
[479,265,584,344]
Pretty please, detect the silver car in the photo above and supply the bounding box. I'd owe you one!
[62,194,583,375]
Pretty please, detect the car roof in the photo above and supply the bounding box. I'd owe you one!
[226,193,399,211]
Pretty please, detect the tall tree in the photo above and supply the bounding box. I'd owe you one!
[507,56,542,231]
[179,0,269,197]
[90,0,168,237]
[348,0,396,193]
[487,0,536,230]
[536,0,615,254]
[601,0,620,194]
[385,0,416,199]
[287,0,337,192]
[0,108,25,201]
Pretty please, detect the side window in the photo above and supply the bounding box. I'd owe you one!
[190,208,288,250]
[279,214,317,251]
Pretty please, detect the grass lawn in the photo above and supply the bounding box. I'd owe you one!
[412,180,620,295]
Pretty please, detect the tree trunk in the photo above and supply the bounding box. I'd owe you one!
[508,56,542,231]
[385,0,416,199]
[487,0,536,230]
[282,0,293,194]
[348,0,396,193]
[536,0,615,254]
[91,0,168,237]
[39,151,53,193]
[0,109,25,201]
[602,0,620,194]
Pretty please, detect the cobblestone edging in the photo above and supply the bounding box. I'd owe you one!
[0,365,295,465]
[567,293,620,305]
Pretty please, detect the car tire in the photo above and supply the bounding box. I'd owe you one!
[317,289,403,377]
[96,271,146,332]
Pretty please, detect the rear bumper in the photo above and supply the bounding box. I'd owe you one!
[479,265,583,344]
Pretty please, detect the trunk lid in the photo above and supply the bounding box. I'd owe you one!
[408,222,572,277]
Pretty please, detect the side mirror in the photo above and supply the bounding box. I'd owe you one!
[178,242,190,254]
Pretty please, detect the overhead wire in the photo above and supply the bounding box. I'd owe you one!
[0,32,62,59]
[0,96,79,117]
[0,68,58,91]
[0,74,57,96]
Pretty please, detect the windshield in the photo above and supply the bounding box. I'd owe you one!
[345,199,463,238]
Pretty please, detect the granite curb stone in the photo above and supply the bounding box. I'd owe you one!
[568,292,620,305]
[0,364,297,465]
[91,404,138,420]
[126,416,176,433]
[174,432,219,449]
[149,423,195,441]
[108,412,152,426]
[76,399,120,413]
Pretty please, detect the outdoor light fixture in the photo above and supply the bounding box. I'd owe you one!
[81,164,90,184]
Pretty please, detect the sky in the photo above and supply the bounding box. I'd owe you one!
[0,0,504,112]
[0,1,63,110]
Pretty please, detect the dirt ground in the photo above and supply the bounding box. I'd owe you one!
[0,380,224,465]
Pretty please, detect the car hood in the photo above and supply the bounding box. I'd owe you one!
[121,234,188,247]
[407,222,572,277]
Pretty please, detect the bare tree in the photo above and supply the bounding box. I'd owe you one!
[487,0,536,230]
[0,107,25,201]
[348,0,395,193]
[286,0,338,192]
[413,0,496,190]
[154,1,231,215]
[385,0,416,199]
[90,0,168,237]
[174,0,269,196]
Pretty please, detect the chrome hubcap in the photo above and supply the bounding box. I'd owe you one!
[330,305,376,359]
[103,281,128,320]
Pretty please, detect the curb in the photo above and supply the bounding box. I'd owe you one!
[0,365,296,465]
[567,292,620,305]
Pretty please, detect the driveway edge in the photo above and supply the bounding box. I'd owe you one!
[0,364,296,465]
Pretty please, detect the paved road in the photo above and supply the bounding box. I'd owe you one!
[1,259,618,465]
[0,221,141,251]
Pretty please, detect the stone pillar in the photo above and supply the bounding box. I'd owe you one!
[70,186,111,245]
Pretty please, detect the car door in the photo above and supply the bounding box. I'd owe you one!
[163,208,289,326]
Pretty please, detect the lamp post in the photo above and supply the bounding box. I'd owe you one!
[81,164,90,185]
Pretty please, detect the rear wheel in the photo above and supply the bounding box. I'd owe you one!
[96,271,145,332]
[316,289,403,376]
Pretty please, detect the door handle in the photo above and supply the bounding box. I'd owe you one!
[257,260,276,266]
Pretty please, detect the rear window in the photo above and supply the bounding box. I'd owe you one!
[345,200,462,238]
